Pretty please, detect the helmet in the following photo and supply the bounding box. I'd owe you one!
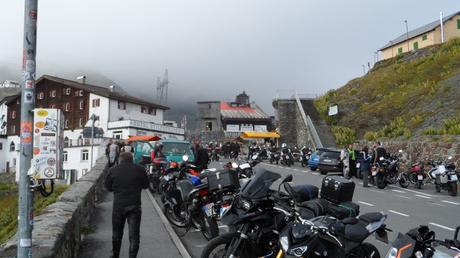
[282,143,287,148]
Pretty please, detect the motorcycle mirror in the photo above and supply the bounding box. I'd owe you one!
[231,162,238,169]
[182,155,189,162]
[282,174,293,184]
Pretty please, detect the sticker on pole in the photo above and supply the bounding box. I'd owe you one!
[20,238,31,247]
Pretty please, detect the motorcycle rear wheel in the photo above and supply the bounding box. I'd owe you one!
[435,183,441,193]
[449,182,458,196]
[376,175,387,189]
[164,204,187,228]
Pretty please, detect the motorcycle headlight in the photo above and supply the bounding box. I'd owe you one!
[280,236,289,252]
[239,199,252,211]
[290,246,308,257]
[385,247,398,258]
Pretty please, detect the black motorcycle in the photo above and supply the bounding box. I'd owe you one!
[386,225,460,258]
[300,151,311,167]
[375,153,402,189]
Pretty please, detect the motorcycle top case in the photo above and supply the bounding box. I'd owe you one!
[321,176,355,204]
[206,168,240,192]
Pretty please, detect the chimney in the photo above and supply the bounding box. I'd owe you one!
[76,75,86,84]
[109,85,115,92]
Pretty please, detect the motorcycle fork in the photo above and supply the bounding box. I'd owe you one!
[226,224,250,257]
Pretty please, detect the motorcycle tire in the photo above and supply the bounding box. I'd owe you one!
[201,215,219,240]
[311,167,317,171]
[435,183,441,193]
[164,204,187,228]
[376,175,387,189]
[398,174,409,188]
[449,182,458,197]
[200,232,251,258]
[320,170,327,175]
[408,173,417,184]
[270,160,273,164]
[350,242,380,258]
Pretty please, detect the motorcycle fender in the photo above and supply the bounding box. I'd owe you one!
[375,228,388,244]
[387,233,416,258]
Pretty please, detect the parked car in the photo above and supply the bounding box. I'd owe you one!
[308,148,329,171]
[318,149,343,175]
[159,139,195,163]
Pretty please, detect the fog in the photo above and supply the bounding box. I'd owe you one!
[0,0,459,116]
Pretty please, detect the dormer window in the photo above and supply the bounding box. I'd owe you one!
[65,88,71,95]
[50,90,56,98]
[38,92,44,100]
[141,106,148,114]
[149,107,156,115]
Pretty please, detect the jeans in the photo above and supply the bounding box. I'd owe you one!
[112,205,142,258]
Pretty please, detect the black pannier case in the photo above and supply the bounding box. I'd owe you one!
[321,176,355,204]
[207,168,240,191]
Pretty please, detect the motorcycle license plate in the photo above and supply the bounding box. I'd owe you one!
[219,204,231,217]
[417,175,423,180]
[372,171,377,176]
[202,203,214,217]
[451,175,458,181]
[324,159,331,162]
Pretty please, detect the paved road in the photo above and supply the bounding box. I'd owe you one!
[167,160,460,258]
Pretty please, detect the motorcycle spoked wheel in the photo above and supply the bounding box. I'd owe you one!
[200,232,256,258]
[398,173,410,188]
[348,243,380,258]
[416,180,422,189]
[164,204,188,228]
[376,175,387,189]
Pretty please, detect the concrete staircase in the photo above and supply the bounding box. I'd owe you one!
[299,99,337,148]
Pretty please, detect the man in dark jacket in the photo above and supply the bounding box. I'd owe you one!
[105,152,148,258]
[193,142,210,170]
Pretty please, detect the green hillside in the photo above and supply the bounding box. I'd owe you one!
[315,38,460,144]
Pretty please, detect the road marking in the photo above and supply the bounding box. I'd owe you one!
[429,203,445,207]
[358,201,375,207]
[392,189,406,194]
[441,200,460,206]
[368,189,383,194]
[390,186,434,197]
[388,210,409,217]
[396,195,411,199]
[415,194,432,199]
[312,172,319,175]
[429,222,455,232]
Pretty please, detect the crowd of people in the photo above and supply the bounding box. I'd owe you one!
[105,140,135,167]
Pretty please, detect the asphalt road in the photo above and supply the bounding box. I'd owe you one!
[154,160,460,258]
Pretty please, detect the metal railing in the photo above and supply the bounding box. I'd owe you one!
[294,92,323,149]
[108,119,185,135]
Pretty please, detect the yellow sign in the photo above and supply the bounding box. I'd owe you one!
[36,110,48,117]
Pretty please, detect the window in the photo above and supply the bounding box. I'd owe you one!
[64,137,69,147]
[65,120,69,128]
[12,158,16,166]
[206,122,213,131]
[50,90,56,98]
[141,106,148,114]
[208,104,212,109]
[118,101,126,110]
[64,103,71,112]
[413,42,419,50]
[457,19,460,29]
[79,90,84,97]
[11,111,16,119]
[92,99,100,107]
[0,143,2,150]
[9,141,15,152]
[422,34,428,41]
[149,107,157,115]
[113,131,123,139]
[38,92,44,100]
[79,100,84,110]
[63,151,68,162]
[398,47,403,54]
[81,150,89,161]
[65,88,71,95]
[10,125,16,134]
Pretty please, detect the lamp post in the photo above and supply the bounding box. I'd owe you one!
[89,114,99,168]
[405,20,409,52]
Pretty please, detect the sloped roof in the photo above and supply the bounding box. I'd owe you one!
[0,94,20,105]
[220,102,270,120]
[379,11,460,51]
[36,75,169,110]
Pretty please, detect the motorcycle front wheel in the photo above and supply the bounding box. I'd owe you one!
[164,204,187,228]
[376,175,387,189]
[201,232,252,258]
[398,173,409,188]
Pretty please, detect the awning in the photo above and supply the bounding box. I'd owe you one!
[240,131,280,139]
[127,135,161,142]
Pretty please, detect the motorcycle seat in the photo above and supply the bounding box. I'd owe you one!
[343,223,369,242]
[359,212,383,224]
[291,184,319,203]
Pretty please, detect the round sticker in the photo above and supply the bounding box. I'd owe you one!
[44,167,55,178]
[33,148,40,155]
[36,110,48,117]
[47,158,56,166]
[35,121,45,128]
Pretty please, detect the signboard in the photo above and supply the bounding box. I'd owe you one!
[254,125,267,132]
[31,109,64,179]
[226,124,239,132]
[240,124,253,132]
[328,105,339,116]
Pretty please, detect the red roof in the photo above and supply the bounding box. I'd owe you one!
[220,102,255,112]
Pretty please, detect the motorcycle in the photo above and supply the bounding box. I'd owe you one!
[375,152,403,189]
[386,225,460,258]
[404,162,431,189]
[300,151,311,167]
[269,150,281,165]
[277,212,389,258]
[427,156,458,196]
[281,149,294,167]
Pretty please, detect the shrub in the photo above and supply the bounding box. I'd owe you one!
[421,127,439,135]
[442,117,460,135]
[332,126,356,146]
[364,131,379,141]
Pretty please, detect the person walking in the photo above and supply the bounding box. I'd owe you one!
[105,152,149,258]
[193,142,210,170]
[109,141,120,167]
[359,146,372,187]
[348,144,358,178]
[341,148,350,179]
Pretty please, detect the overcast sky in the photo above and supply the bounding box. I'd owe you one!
[0,1,459,113]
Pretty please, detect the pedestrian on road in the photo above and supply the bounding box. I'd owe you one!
[359,146,371,187]
[109,141,120,167]
[348,144,357,178]
[193,142,210,170]
[105,152,148,258]
[341,148,350,179]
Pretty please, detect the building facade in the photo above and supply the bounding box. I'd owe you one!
[379,12,460,60]
[197,92,272,142]
[0,75,184,178]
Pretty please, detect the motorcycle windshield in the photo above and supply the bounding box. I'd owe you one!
[240,169,281,199]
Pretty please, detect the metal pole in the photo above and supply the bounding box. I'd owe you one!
[18,0,38,257]
[90,114,95,169]
[440,12,445,43]
[405,20,409,52]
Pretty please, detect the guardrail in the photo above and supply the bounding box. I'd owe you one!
[294,93,323,149]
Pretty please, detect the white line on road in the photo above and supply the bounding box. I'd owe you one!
[415,194,432,199]
[392,189,406,194]
[388,210,410,217]
[396,195,411,199]
[441,200,460,206]
[358,201,375,207]
[429,222,455,231]
[312,172,319,175]
[390,186,434,197]
[429,203,445,207]
[368,189,383,194]
[218,225,228,228]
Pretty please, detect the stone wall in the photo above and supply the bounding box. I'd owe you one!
[276,99,298,147]
[0,156,108,258]
[360,138,460,170]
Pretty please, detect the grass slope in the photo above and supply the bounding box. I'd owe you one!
[315,38,460,144]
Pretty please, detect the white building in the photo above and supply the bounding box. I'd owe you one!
[0,80,20,88]
[0,75,185,180]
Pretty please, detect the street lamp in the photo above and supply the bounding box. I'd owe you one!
[404,20,409,52]
[89,114,99,168]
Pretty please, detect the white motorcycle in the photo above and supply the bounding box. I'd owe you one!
[427,156,458,196]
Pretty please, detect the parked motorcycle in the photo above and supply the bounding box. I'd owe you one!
[375,151,403,189]
[269,150,281,165]
[386,225,460,258]
[427,156,458,196]
[300,150,312,167]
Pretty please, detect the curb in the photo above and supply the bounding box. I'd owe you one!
[146,190,193,258]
